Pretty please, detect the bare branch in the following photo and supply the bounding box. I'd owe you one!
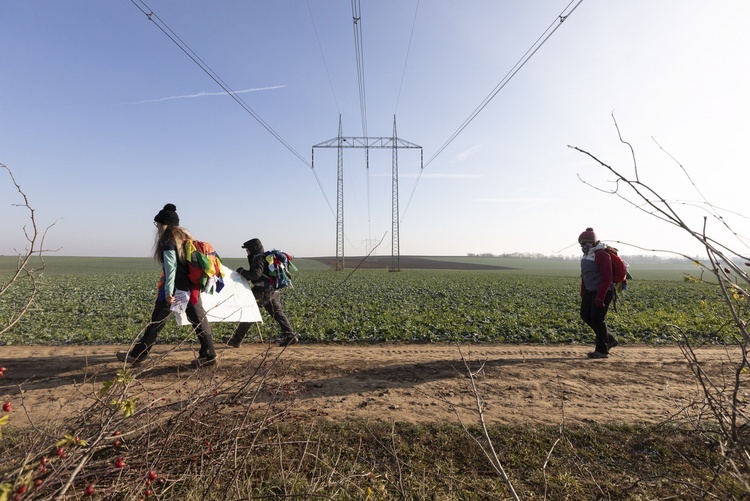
[611,112,639,182]
[455,343,520,501]
[573,120,750,495]
[1,163,54,337]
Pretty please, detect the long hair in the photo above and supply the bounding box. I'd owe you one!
[153,224,194,264]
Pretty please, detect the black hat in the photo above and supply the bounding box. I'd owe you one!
[154,203,180,226]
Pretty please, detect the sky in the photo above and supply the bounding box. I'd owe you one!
[2,1,749,260]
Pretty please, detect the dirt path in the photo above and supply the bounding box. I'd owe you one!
[0,343,734,428]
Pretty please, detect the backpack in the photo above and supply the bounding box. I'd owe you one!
[263,249,297,290]
[184,240,225,294]
[602,245,630,293]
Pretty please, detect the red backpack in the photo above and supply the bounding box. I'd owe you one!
[602,245,629,292]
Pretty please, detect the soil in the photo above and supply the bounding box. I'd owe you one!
[310,255,516,270]
[0,343,737,429]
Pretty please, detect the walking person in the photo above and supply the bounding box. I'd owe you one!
[578,227,619,359]
[225,238,298,348]
[116,204,217,368]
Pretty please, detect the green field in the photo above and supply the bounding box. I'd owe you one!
[0,255,731,346]
[1,255,745,500]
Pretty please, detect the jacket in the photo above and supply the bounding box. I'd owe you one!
[237,239,271,293]
[580,243,614,305]
[157,233,198,303]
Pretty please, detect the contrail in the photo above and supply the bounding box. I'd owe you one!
[126,85,286,104]
[456,143,485,161]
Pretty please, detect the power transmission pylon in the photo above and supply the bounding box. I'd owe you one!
[390,116,400,272]
[336,116,344,270]
[311,115,422,271]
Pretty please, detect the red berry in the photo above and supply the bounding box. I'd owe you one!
[147,470,158,480]
[85,484,95,496]
[40,457,47,465]
[3,401,12,412]
[57,447,66,458]
[34,479,43,487]
[16,485,27,494]
[113,430,121,436]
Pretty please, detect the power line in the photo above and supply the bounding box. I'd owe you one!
[350,0,368,138]
[349,0,375,247]
[400,0,585,223]
[425,0,584,168]
[129,0,336,219]
[131,1,308,167]
[395,0,420,115]
[306,0,340,114]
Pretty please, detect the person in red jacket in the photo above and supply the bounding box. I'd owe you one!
[579,227,619,359]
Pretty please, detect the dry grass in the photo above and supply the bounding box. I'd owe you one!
[1,348,747,500]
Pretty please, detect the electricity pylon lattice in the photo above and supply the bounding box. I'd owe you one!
[311,115,423,271]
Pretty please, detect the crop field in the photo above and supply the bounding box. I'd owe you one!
[2,256,747,499]
[0,255,731,346]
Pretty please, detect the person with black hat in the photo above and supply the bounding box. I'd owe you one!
[225,237,298,348]
[579,227,619,359]
[116,203,218,368]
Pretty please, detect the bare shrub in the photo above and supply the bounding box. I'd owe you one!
[571,115,750,496]
[1,163,56,337]
[0,345,307,499]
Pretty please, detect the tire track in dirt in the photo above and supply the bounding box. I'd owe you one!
[0,343,736,427]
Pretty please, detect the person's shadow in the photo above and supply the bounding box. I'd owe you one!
[0,350,582,408]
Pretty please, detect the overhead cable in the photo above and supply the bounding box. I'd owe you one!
[395,0,420,115]
[351,0,368,138]
[425,0,584,168]
[131,1,309,167]
[129,0,336,219]
[350,0,374,243]
[306,0,340,114]
[400,0,584,224]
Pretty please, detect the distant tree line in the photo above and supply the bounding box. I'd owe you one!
[465,252,706,265]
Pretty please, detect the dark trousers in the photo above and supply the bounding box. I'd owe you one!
[580,290,615,353]
[232,290,294,341]
[130,297,216,361]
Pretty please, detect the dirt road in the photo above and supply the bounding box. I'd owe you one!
[0,343,733,428]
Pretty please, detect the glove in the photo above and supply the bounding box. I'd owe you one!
[594,298,605,308]
[236,267,245,274]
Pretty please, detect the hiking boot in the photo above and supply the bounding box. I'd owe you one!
[191,356,217,369]
[587,351,609,359]
[279,334,299,347]
[116,351,143,365]
[607,337,619,349]
[224,336,241,348]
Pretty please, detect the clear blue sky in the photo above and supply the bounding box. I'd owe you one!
[2,1,748,259]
